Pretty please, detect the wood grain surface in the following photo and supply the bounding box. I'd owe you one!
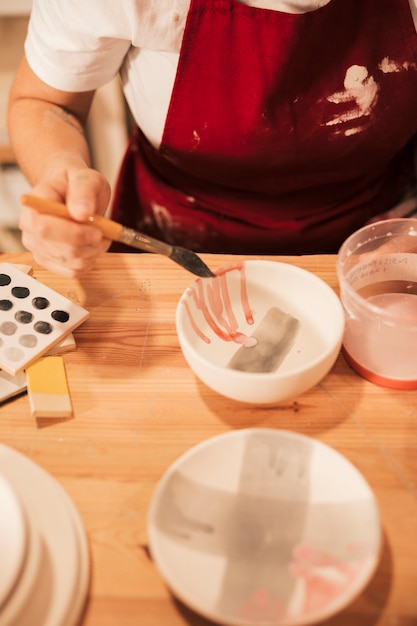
[0,250,416,626]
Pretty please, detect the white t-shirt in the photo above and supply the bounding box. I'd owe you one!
[25,0,417,149]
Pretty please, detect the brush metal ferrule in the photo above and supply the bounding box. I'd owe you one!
[119,226,173,256]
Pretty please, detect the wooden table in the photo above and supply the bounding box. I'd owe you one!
[1,250,417,626]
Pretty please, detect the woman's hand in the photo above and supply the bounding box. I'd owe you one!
[19,165,112,277]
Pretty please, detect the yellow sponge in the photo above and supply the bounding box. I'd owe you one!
[26,356,72,418]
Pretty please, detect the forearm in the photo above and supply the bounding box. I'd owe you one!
[7,54,96,192]
[8,98,91,187]
[6,57,111,277]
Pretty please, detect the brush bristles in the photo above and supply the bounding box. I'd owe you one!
[170,247,216,278]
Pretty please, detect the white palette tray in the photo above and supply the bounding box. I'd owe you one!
[0,263,89,375]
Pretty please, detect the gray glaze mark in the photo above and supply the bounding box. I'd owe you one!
[227,306,300,373]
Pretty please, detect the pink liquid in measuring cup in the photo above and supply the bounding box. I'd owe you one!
[343,292,417,388]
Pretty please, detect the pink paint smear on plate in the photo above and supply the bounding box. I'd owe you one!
[238,543,368,622]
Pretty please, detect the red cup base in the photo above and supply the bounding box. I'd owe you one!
[342,347,417,390]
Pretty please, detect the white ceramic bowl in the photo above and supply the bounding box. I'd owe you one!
[176,260,345,404]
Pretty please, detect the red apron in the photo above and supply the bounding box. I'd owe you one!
[110,0,417,254]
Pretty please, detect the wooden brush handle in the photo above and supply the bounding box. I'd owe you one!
[20,194,123,242]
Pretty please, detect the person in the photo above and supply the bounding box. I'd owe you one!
[7,0,417,278]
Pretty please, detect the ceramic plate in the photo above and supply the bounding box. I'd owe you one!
[0,445,90,626]
[148,429,381,626]
[0,474,27,609]
[0,495,43,626]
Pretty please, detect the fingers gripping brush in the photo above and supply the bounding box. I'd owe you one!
[20,195,216,279]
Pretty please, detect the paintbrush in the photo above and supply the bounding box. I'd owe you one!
[20,194,216,278]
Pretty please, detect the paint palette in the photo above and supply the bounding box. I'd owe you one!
[0,444,90,626]
[148,429,381,626]
[0,371,27,404]
[0,263,89,375]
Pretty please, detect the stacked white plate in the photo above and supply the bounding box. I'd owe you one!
[0,444,90,626]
